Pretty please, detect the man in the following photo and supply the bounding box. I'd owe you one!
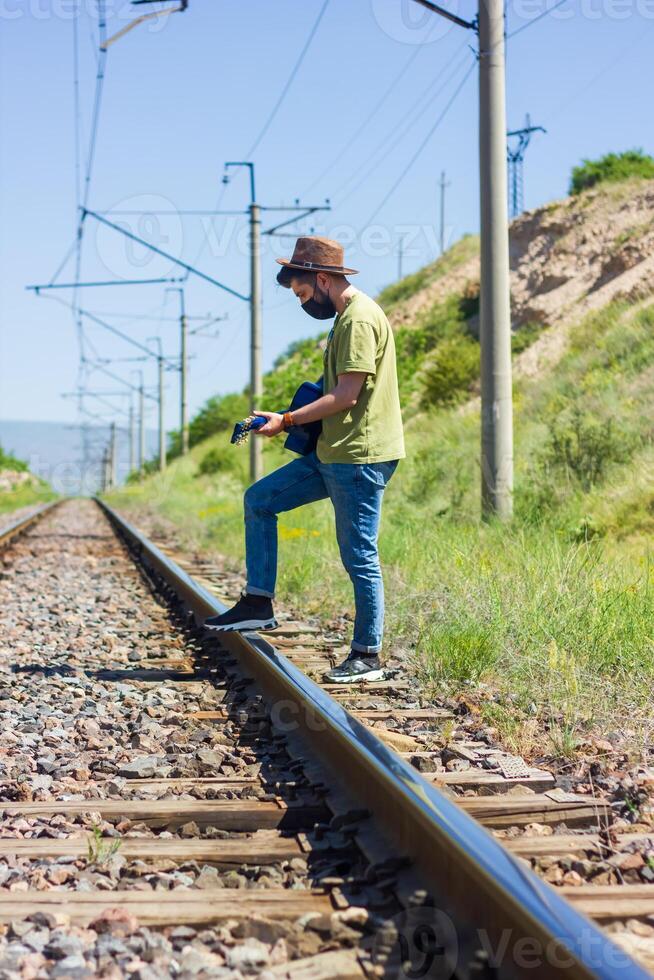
[205,236,405,683]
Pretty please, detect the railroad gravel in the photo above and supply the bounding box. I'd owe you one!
[0,502,373,978]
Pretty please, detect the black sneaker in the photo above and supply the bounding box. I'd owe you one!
[204,593,278,633]
[323,651,385,684]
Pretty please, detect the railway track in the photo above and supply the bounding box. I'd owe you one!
[0,498,651,979]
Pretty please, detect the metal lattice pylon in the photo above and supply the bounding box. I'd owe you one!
[507,114,546,218]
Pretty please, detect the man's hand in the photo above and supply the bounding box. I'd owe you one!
[252,411,284,437]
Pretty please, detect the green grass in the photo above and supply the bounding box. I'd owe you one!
[0,445,55,515]
[0,481,56,516]
[0,446,27,472]
[106,289,654,761]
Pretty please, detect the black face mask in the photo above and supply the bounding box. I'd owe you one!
[301,281,336,320]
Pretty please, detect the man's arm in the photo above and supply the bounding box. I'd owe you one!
[253,372,367,437]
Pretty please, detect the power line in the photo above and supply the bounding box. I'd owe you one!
[363,56,476,228]
[245,0,330,159]
[506,0,567,41]
[301,14,442,198]
[68,310,214,322]
[48,238,78,287]
[73,1,108,402]
[336,45,471,211]
[73,1,82,212]
[82,208,250,302]
[330,40,469,205]
[191,2,330,270]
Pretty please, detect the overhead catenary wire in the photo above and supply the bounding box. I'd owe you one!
[245,0,330,159]
[300,12,442,198]
[48,238,78,288]
[505,0,567,41]
[362,56,476,228]
[73,3,82,217]
[334,41,471,208]
[73,0,108,397]
[37,291,179,368]
[190,1,330,273]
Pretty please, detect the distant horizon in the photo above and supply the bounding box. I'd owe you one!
[0,418,159,495]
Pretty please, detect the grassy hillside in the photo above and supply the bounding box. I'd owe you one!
[0,446,55,515]
[107,180,654,760]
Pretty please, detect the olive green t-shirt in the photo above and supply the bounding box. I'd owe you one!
[317,291,405,465]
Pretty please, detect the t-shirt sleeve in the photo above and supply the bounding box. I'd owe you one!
[334,319,377,376]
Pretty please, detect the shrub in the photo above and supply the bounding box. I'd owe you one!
[511,321,542,355]
[394,292,481,402]
[421,336,479,406]
[570,150,654,195]
[541,406,635,490]
[0,446,27,472]
[198,445,239,477]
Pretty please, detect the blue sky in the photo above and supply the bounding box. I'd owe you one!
[1,0,652,435]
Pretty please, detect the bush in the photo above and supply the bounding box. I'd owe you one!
[421,336,479,406]
[197,444,242,477]
[511,321,542,355]
[541,406,635,490]
[168,391,249,459]
[394,292,480,401]
[0,446,27,472]
[570,150,654,195]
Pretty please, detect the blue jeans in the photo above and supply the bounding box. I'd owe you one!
[244,452,398,655]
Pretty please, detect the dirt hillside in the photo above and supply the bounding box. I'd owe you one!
[388,177,654,377]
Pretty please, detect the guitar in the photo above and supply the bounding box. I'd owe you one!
[231,379,323,456]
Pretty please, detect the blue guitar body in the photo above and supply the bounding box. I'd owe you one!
[230,379,323,456]
[283,380,323,455]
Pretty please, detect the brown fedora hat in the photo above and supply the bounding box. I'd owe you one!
[276,236,359,276]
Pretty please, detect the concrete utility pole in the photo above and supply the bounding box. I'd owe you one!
[80,190,329,487]
[439,170,450,256]
[128,399,136,474]
[225,162,262,484]
[139,382,145,474]
[167,287,189,456]
[478,0,513,519]
[250,200,263,484]
[101,447,109,493]
[108,422,116,489]
[148,337,167,471]
[131,369,146,476]
[411,0,513,519]
[180,300,188,457]
[224,161,330,485]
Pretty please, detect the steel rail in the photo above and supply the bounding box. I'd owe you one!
[98,498,646,980]
[0,501,60,550]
